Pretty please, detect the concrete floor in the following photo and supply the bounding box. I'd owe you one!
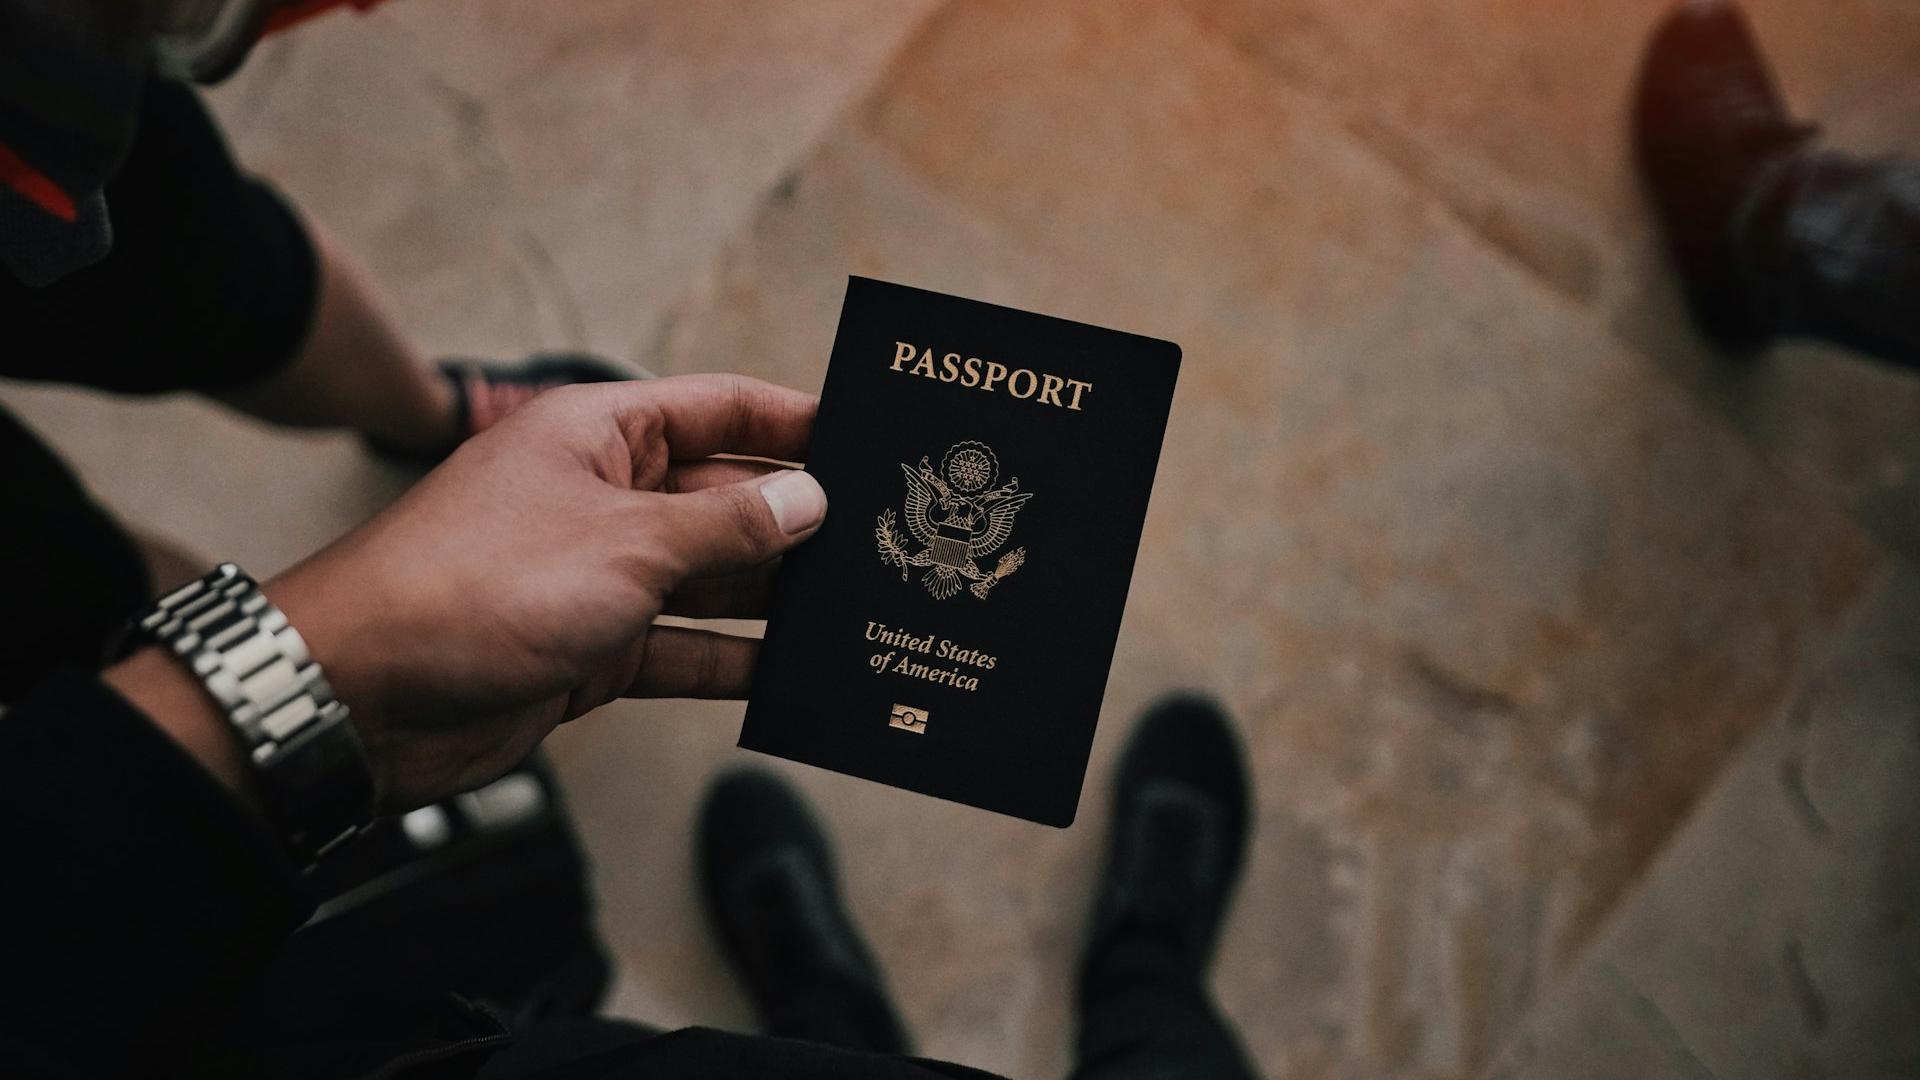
[4,2,1918,1076]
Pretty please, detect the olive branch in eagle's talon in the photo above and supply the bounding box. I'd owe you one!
[876,509,914,579]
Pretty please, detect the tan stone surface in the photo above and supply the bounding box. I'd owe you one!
[2,1,1914,1078]
[1489,566,1920,1079]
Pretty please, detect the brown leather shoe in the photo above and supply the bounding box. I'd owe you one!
[1633,0,1818,349]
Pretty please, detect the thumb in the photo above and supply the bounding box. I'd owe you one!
[653,469,827,581]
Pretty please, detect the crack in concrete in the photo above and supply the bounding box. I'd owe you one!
[1781,939,1830,1036]
[1778,753,1832,839]
[1404,648,1520,721]
[1603,964,1720,1080]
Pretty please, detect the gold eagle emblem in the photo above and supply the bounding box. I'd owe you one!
[877,440,1031,600]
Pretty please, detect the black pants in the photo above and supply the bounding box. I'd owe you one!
[471,934,1258,1080]
[1733,147,1920,365]
[1069,938,1259,1080]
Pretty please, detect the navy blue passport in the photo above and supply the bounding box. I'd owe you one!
[740,277,1180,826]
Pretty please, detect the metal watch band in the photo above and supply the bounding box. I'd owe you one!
[136,563,374,866]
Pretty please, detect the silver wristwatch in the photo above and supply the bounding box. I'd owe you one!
[131,563,374,867]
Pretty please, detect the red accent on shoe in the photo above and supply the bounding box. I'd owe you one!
[459,372,575,439]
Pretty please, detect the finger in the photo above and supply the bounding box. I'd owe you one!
[491,376,813,492]
[626,626,761,698]
[662,563,779,618]
[652,375,815,461]
[599,374,815,464]
[664,458,784,494]
[646,469,827,581]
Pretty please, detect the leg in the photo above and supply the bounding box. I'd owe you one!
[697,769,911,1054]
[1733,151,1920,365]
[212,228,640,454]
[1634,0,1920,366]
[1070,696,1259,1080]
[1072,942,1254,1080]
[208,228,460,452]
[1,77,629,457]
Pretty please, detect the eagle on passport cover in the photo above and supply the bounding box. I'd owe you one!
[741,277,1180,826]
[878,439,1032,601]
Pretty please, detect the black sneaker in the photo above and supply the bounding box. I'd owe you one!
[696,769,910,1054]
[1081,694,1251,992]
[367,352,641,465]
[1633,0,1819,350]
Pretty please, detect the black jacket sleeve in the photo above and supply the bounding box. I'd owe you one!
[0,669,311,1077]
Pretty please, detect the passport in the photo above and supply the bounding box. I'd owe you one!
[740,277,1181,826]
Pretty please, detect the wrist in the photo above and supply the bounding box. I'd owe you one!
[262,565,362,703]
[263,560,393,802]
[103,647,263,812]
[123,563,378,865]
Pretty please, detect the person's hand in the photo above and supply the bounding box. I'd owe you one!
[263,374,826,811]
